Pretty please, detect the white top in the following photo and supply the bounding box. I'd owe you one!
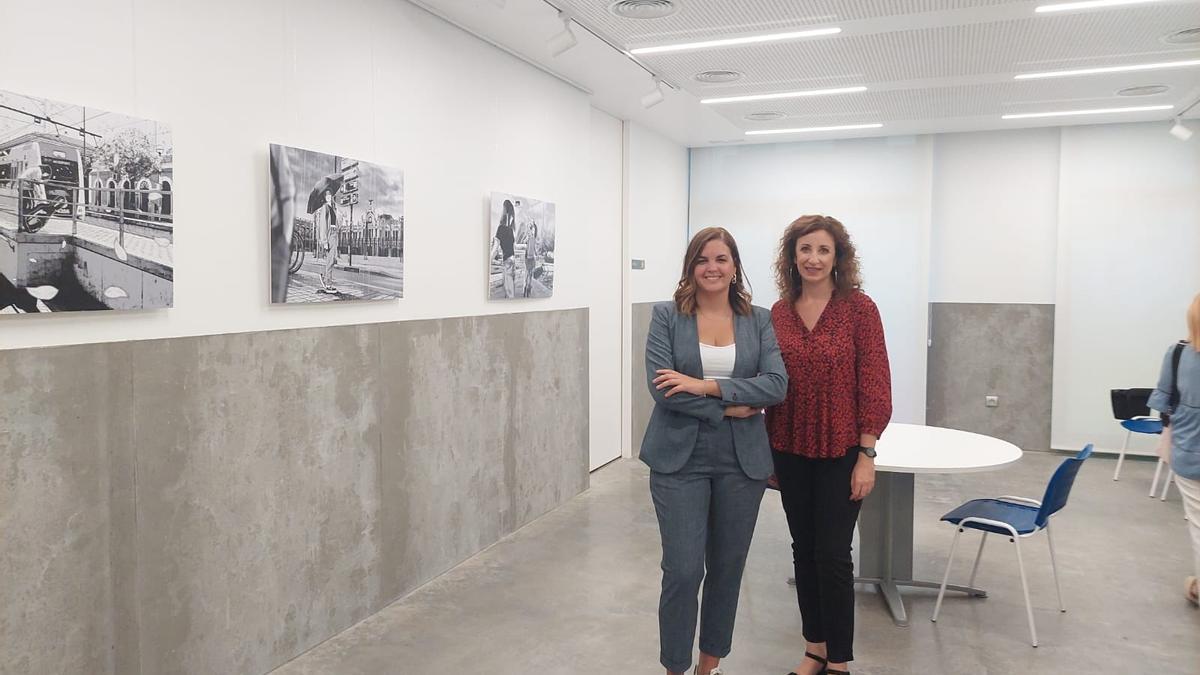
[700,342,736,380]
[874,423,1023,474]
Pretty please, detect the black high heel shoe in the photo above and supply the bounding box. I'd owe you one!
[787,651,828,675]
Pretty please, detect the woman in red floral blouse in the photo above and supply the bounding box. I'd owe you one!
[766,215,892,675]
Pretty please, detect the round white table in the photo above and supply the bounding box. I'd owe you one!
[855,423,1022,626]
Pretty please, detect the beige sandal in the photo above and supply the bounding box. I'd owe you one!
[1186,576,1199,607]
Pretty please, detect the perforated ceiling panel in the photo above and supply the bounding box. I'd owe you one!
[728,70,1197,124]
[553,0,1200,133]
[560,0,1022,42]
[645,7,1200,89]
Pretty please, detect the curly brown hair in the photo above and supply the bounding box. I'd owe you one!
[774,214,862,302]
[674,227,753,316]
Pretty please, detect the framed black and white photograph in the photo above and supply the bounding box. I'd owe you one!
[269,144,404,304]
[487,191,555,300]
[0,88,173,314]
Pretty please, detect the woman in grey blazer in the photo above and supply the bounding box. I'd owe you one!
[642,227,788,675]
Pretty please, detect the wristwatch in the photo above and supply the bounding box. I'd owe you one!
[856,445,877,458]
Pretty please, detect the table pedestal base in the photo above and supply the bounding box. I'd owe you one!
[853,578,987,626]
[855,471,988,626]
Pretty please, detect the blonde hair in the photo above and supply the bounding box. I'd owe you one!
[1188,292,1200,351]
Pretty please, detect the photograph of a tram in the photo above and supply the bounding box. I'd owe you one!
[0,88,173,314]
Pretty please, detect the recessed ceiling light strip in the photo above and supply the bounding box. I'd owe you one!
[702,86,867,105]
[746,123,883,136]
[630,27,841,55]
[1016,59,1200,79]
[1002,104,1173,119]
[1035,0,1167,13]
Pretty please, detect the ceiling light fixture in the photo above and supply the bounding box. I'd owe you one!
[548,11,578,57]
[702,86,867,105]
[1162,27,1200,46]
[1035,0,1166,13]
[1015,59,1200,79]
[1116,84,1170,96]
[609,0,678,19]
[1001,104,1173,119]
[744,111,787,121]
[746,123,883,136]
[694,70,743,84]
[1169,118,1194,141]
[641,78,666,108]
[630,26,841,55]
[534,0,675,109]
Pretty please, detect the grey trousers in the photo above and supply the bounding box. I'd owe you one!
[650,420,767,673]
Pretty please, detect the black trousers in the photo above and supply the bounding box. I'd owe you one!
[772,450,862,664]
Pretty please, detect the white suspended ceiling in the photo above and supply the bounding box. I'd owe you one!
[413,0,1200,146]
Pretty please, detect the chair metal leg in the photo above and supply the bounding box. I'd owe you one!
[1150,460,1165,497]
[931,525,964,623]
[1012,536,1038,647]
[1160,470,1173,501]
[1046,525,1065,612]
[1113,429,1131,481]
[968,532,988,588]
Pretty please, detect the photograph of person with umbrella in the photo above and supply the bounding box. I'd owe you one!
[269,143,405,304]
[310,174,344,294]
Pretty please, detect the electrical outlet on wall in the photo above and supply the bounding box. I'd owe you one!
[985,395,999,408]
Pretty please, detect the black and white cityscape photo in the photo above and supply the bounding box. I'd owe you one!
[488,191,556,300]
[0,88,173,314]
[269,143,404,304]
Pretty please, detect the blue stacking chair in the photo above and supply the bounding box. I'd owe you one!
[931,445,1093,647]
[1109,387,1161,483]
[1112,417,1162,482]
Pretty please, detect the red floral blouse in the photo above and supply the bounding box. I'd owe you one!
[766,291,893,459]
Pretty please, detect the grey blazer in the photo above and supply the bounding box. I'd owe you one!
[639,301,788,480]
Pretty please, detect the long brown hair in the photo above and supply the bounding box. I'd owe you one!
[674,227,753,316]
[774,214,862,302]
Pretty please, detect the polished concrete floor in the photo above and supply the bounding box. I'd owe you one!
[273,452,1200,674]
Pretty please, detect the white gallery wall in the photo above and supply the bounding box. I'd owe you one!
[689,137,934,426]
[622,121,689,457]
[0,0,640,469]
[930,124,1199,454]
[0,0,596,351]
[684,124,1198,454]
[627,122,690,304]
[588,109,624,469]
[1052,122,1200,454]
[930,128,1060,305]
